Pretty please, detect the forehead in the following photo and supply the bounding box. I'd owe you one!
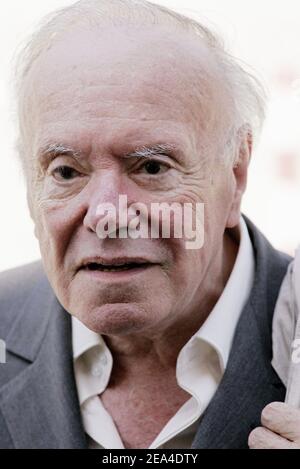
[25,26,224,155]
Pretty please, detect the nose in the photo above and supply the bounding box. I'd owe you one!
[83,170,129,235]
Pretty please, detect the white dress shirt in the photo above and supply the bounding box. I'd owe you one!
[72,217,255,449]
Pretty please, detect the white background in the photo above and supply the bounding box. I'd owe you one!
[1,0,300,272]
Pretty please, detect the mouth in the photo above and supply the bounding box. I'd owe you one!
[78,258,157,274]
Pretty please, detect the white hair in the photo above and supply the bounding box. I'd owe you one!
[14,0,266,166]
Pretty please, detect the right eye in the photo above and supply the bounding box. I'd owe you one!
[52,166,81,181]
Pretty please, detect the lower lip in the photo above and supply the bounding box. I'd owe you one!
[78,264,158,281]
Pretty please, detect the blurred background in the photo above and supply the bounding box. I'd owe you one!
[1,0,300,271]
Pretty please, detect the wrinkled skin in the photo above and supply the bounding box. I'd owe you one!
[24,27,247,344]
[249,402,300,449]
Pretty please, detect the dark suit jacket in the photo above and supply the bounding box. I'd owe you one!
[0,217,290,448]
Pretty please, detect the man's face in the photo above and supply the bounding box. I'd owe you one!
[25,27,238,337]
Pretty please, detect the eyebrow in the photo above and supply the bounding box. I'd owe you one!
[124,143,178,160]
[38,143,83,165]
[37,142,181,166]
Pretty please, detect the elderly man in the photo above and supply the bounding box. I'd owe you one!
[0,0,299,449]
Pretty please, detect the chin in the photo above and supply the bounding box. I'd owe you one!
[78,302,153,336]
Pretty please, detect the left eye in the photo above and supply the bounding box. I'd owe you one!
[52,166,80,181]
[141,160,169,175]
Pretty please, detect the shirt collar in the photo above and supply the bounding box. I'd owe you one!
[72,316,102,361]
[194,216,254,371]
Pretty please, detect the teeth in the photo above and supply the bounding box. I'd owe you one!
[100,266,133,272]
[82,261,152,273]
[85,263,142,272]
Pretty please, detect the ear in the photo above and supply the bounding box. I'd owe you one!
[226,128,252,228]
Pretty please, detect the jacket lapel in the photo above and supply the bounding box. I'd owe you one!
[0,276,87,449]
[191,302,286,448]
[191,217,289,448]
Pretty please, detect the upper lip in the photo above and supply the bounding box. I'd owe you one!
[78,257,157,270]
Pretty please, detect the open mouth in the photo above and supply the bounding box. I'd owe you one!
[80,261,153,273]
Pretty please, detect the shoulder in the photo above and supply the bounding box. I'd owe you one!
[244,215,291,267]
[0,261,44,289]
[0,261,46,338]
[244,215,291,297]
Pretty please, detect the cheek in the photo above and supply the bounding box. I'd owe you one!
[34,200,77,269]
[202,178,234,236]
[165,238,208,289]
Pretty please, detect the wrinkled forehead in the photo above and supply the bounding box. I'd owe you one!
[22,26,229,153]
